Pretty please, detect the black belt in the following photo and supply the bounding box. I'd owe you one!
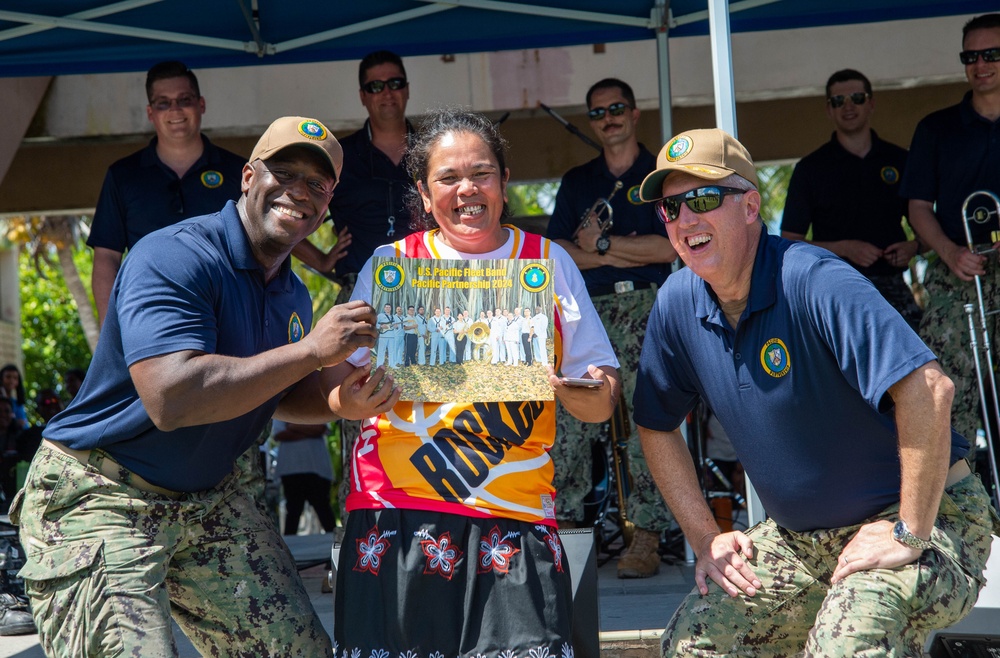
[588,281,657,297]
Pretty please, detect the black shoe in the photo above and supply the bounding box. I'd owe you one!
[0,592,35,636]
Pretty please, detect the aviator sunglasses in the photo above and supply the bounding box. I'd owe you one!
[587,102,631,121]
[960,48,1000,65]
[149,95,198,111]
[654,186,745,224]
[362,77,408,94]
[827,92,870,109]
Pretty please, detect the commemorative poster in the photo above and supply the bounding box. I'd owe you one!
[370,256,556,402]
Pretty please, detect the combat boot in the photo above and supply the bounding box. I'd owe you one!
[0,593,34,636]
[617,527,661,578]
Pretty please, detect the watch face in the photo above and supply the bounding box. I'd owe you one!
[596,236,610,253]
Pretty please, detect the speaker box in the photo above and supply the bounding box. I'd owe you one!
[926,535,1000,657]
[330,526,600,657]
[561,527,600,658]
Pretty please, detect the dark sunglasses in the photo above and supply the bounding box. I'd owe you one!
[149,95,198,112]
[587,102,631,121]
[827,92,870,109]
[362,77,408,94]
[960,48,1000,65]
[654,186,745,224]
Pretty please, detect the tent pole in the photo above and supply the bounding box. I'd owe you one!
[654,0,673,145]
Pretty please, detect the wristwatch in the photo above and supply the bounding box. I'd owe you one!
[892,520,932,551]
[596,235,611,256]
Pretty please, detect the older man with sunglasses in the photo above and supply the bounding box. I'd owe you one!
[781,69,922,331]
[545,78,678,578]
[633,127,997,657]
[901,13,1000,452]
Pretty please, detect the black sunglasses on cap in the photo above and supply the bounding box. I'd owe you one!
[587,102,631,121]
[960,48,1000,65]
[654,186,745,224]
[362,77,408,94]
[827,92,870,109]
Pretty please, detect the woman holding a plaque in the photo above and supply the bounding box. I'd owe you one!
[329,108,620,656]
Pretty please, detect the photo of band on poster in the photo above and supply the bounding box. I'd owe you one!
[371,256,556,402]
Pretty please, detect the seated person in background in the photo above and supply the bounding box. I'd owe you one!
[272,420,337,535]
[634,128,998,657]
[0,397,22,514]
[0,365,28,431]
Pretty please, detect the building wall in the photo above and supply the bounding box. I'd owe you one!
[0,12,978,214]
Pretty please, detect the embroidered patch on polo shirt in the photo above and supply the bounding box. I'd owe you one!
[760,338,791,378]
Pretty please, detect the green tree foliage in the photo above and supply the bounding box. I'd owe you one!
[19,245,93,412]
[756,164,794,234]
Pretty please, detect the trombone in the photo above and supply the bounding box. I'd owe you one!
[572,181,623,241]
[961,190,1000,506]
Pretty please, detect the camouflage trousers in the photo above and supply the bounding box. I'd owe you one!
[10,443,332,658]
[662,473,998,658]
[919,257,1000,447]
[867,273,923,333]
[551,287,674,531]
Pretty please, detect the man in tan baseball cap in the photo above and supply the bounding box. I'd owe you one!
[250,115,344,182]
[13,115,397,656]
[639,127,758,202]
[633,125,989,656]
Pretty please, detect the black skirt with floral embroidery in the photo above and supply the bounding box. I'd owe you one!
[334,508,573,657]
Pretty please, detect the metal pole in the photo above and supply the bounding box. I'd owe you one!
[653,0,673,144]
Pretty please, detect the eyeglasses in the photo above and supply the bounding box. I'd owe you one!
[827,92,870,109]
[361,77,408,94]
[587,102,631,121]
[149,95,199,112]
[959,48,1000,65]
[654,186,745,224]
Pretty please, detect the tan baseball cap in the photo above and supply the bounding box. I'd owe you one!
[639,128,758,201]
[250,116,343,182]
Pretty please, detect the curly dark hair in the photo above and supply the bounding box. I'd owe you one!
[404,108,512,231]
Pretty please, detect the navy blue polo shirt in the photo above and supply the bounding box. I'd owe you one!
[633,229,968,531]
[546,146,669,293]
[87,135,245,252]
[900,92,1000,245]
[781,131,909,277]
[46,201,313,492]
[331,121,416,277]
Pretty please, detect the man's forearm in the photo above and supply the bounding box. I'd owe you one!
[605,234,677,265]
[890,362,954,539]
[92,247,123,328]
[639,426,721,546]
[908,200,958,259]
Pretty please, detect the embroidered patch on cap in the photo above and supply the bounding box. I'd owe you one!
[666,135,693,161]
[760,338,791,378]
[200,170,223,189]
[297,120,327,141]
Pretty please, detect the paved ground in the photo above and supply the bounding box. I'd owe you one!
[1,532,692,658]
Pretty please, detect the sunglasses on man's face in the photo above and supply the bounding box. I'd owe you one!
[960,48,1000,65]
[362,77,408,94]
[827,92,870,109]
[149,95,199,112]
[654,186,745,224]
[587,102,631,121]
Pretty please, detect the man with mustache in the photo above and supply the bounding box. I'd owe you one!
[545,78,677,578]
